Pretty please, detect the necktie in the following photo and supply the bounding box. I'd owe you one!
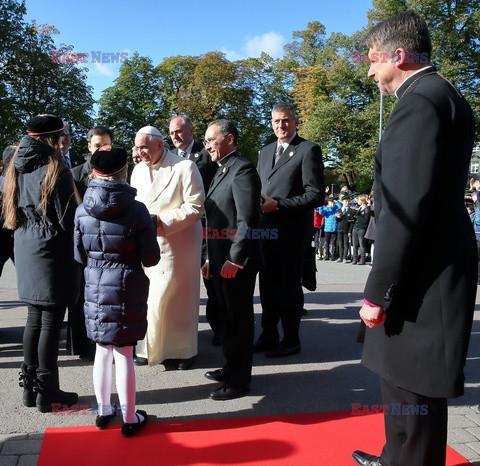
[64,156,71,169]
[274,145,284,165]
[181,150,187,158]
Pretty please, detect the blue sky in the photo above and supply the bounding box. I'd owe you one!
[24,0,373,104]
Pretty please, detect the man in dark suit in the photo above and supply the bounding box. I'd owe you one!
[352,11,476,466]
[255,102,324,358]
[169,115,221,347]
[201,119,261,400]
[59,122,85,169]
[71,126,114,198]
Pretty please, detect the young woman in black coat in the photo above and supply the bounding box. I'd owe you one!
[2,115,80,412]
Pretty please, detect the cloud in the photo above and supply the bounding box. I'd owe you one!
[243,32,285,59]
[91,62,115,77]
[221,32,285,61]
[221,47,244,61]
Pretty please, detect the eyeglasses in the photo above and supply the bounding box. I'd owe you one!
[204,133,225,146]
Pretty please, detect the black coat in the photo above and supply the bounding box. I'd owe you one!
[362,68,477,398]
[205,153,261,274]
[13,136,80,308]
[71,160,92,199]
[257,134,325,248]
[74,179,160,346]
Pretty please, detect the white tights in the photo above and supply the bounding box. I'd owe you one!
[93,343,142,424]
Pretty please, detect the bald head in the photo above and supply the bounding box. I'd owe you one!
[169,115,194,151]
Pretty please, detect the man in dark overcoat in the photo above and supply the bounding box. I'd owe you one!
[352,11,477,466]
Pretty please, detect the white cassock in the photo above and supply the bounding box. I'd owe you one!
[130,149,205,365]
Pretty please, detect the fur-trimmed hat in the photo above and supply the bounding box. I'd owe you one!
[26,115,64,136]
[91,145,127,176]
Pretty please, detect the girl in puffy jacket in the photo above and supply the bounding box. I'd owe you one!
[74,145,160,437]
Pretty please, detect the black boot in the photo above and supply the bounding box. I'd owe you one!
[35,369,78,413]
[18,363,38,407]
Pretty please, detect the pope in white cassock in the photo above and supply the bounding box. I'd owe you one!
[131,126,205,368]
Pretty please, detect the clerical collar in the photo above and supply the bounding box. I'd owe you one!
[394,66,434,99]
[278,132,296,150]
[217,151,235,167]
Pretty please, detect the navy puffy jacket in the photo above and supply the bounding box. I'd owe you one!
[74,179,160,346]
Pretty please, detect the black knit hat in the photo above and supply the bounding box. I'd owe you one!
[26,115,64,136]
[91,145,127,176]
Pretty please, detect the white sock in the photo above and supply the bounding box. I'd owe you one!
[93,343,114,416]
[113,346,142,424]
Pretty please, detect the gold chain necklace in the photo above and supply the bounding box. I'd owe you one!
[400,70,462,99]
[400,71,437,98]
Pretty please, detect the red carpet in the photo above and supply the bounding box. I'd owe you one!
[38,411,470,465]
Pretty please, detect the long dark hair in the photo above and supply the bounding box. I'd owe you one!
[1,133,72,229]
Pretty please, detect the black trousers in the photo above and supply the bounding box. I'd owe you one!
[23,305,66,370]
[380,378,447,466]
[0,226,14,277]
[258,238,305,348]
[212,267,256,389]
[337,231,350,260]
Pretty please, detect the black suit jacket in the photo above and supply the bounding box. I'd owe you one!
[362,67,477,398]
[257,134,324,247]
[65,152,84,169]
[205,152,261,275]
[173,141,218,193]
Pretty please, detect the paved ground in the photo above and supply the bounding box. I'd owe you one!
[1,258,480,465]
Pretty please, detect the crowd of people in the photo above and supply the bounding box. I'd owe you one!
[314,190,376,265]
[0,102,324,435]
[0,10,477,463]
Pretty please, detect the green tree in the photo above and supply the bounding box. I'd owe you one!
[98,53,162,149]
[367,0,480,135]
[0,0,94,154]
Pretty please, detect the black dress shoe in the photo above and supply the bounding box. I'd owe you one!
[253,340,278,353]
[209,385,250,400]
[265,344,301,358]
[95,413,115,430]
[204,369,226,382]
[177,357,195,370]
[133,356,148,366]
[352,450,384,466]
[121,410,147,438]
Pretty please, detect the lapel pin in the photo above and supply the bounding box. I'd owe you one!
[194,153,199,158]
[289,151,294,157]
[222,167,227,173]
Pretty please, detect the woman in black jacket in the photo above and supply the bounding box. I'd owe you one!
[2,115,80,412]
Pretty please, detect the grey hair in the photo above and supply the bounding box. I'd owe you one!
[144,134,164,143]
[364,10,431,60]
[272,102,297,118]
[171,114,193,129]
[208,119,238,145]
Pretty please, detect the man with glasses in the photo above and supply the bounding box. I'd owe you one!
[201,119,261,400]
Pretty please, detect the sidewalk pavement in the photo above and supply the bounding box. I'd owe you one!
[1,258,479,465]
